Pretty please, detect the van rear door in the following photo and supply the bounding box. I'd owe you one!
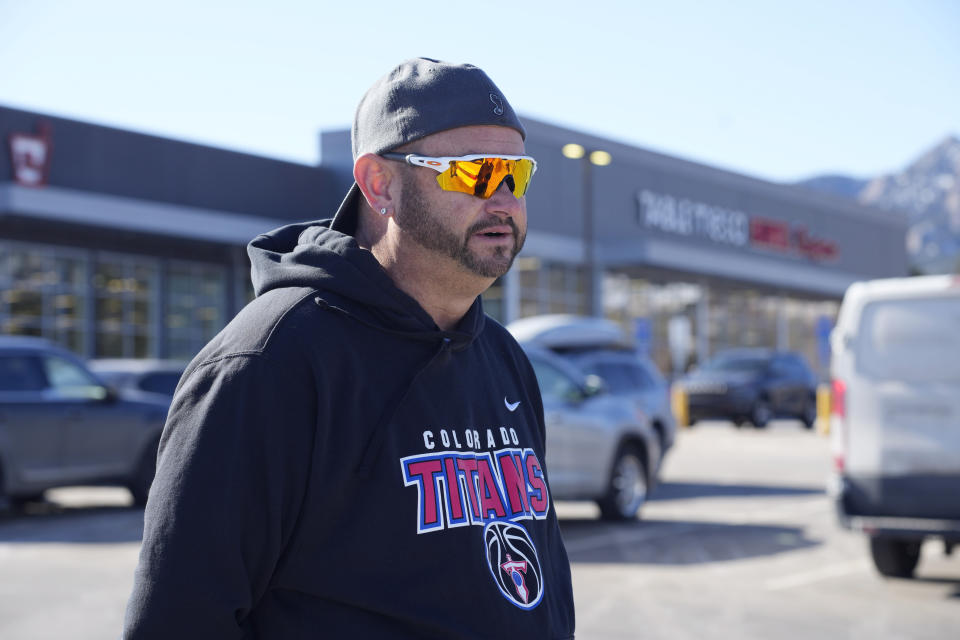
[849,294,960,512]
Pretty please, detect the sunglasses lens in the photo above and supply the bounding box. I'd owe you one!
[436,158,535,199]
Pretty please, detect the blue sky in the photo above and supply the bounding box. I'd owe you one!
[1,0,957,183]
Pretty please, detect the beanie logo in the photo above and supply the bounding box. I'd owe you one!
[489,93,505,116]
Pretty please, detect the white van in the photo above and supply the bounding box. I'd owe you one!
[828,275,960,578]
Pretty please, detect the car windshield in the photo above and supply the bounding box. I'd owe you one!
[702,355,769,373]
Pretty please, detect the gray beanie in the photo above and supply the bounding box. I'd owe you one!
[332,58,525,230]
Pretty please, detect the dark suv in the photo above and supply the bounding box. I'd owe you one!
[680,348,818,429]
[0,336,168,508]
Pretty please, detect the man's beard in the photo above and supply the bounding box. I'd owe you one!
[395,176,526,279]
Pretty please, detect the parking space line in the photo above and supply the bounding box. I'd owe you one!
[763,560,867,591]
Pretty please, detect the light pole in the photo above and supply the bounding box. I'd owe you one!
[562,143,611,317]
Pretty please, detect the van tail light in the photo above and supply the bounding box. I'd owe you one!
[831,379,846,418]
[833,451,846,473]
[831,379,846,472]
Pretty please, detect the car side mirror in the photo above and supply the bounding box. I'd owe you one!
[99,385,119,403]
[583,374,607,398]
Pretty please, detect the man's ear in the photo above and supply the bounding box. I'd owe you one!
[354,153,398,215]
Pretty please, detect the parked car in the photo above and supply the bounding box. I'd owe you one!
[516,340,661,521]
[88,358,187,399]
[829,275,960,578]
[0,337,168,508]
[678,348,818,428]
[508,314,676,461]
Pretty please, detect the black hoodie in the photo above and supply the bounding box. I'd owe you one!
[123,214,576,639]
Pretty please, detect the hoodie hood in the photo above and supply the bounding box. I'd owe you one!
[247,218,485,349]
[248,217,490,474]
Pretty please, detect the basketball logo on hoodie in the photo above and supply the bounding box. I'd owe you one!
[483,521,543,610]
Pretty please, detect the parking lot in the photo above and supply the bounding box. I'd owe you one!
[1,420,958,639]
[562,421,960,639]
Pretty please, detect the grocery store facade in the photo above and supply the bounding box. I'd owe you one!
[0,105,332,360]
[2,106,906,375]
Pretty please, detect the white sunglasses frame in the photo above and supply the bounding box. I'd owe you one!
[380,152,538,177]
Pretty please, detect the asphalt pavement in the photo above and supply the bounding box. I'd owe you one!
[1,420,958,639]
[561,420,960,639]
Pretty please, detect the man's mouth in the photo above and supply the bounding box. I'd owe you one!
[473,224,514,239]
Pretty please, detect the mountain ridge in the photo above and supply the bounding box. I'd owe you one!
[795,135,960,274]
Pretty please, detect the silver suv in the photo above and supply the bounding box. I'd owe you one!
[0,337,167,508]
[509,314,676,462]
[518,342,661,521]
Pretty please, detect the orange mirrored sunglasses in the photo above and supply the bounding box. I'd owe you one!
[381,153,537,199]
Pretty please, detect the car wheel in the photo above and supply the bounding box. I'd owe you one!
[751,399,772,429]
[800,396,817,429]
[869,537,921,578]
[127,438,160,507]
[598,444,648,521]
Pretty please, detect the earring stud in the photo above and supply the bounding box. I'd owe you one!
[379,207,387,215]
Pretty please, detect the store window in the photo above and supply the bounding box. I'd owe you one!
[165,262,227,360]
[516,257,588,318]
[94,254,157,358]
[708,289,778,354]
[0,241,88,354]
[604,277,702,378]
[0,243,238,361]
[785,298,838,379]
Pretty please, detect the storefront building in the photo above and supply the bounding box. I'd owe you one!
[3,105,907,378]
[1,105,332,360]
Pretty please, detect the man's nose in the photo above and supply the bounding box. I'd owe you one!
[485,178,524,216]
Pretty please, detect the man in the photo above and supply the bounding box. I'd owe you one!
[124,58,576,639]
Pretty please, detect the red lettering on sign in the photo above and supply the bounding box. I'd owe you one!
[750,217,790,251]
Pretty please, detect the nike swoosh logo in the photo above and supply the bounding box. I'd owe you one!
[504,397,521,412]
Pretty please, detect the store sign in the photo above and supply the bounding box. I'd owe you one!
[749,216,838,261]
[8,122,52,187]
[637,189,749,247]
[636,189,839,262]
